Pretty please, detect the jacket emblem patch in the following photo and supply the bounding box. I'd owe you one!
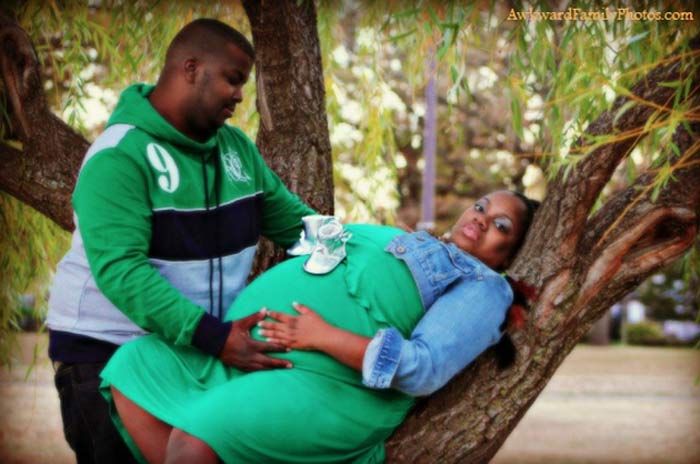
[222,151,251,183]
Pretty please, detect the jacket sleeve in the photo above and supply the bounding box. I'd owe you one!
[73,150,230,355]
[361,275,512,396]
[250,147,316,247]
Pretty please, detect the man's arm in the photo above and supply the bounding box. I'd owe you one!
[75,150,287,369]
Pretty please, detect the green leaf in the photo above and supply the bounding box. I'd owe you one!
[625,155,636,183]
[643,109,661,134]
[427,6,440,26]
[613,101,636,127]
[437,27,455,59]
[388,29,416,43]
[682,120,693,135]
[396,7,420,19]
[511,97,523,138]
[1,139,24,151]
[669,142,681,158]
[658,80,682,89]
[627,31,649,45]
[560,25,574,52]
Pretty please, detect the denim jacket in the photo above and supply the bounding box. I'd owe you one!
[361,231,513,397]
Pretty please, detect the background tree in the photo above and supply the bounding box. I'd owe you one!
[1,1,698,462]
[242,0,334,274]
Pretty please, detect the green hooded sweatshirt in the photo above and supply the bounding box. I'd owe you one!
[47,83,314,361]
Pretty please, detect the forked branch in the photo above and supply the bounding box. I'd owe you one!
[519,35,700,274]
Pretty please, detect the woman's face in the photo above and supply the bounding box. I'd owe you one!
[450,191,527,270]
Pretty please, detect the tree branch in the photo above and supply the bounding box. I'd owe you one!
[560,126,699,331]
[517,35,700,281]
[0,12,88,230]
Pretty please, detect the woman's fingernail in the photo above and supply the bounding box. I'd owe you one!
[287,363,293,368]
[292,301,299,307]
[286,348,291,352]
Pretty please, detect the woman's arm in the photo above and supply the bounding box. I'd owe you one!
[259,303,371,371]
[364,275,512,396]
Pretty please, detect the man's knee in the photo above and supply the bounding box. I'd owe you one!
[166,428,217,463]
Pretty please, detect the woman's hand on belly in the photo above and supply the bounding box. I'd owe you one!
[260,302,372,372]
[259,303,332,350]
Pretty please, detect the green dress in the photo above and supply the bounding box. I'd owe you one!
[100,224,425,463]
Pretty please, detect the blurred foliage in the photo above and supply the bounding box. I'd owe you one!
[624,321,668,346]
[1,0,700,363]
[638,253,699,322]
[0,193,69,365]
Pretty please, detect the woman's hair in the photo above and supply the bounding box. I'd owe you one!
[493,191,540,369]
[508,191,540,262]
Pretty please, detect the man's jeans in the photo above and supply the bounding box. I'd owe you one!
[53,362,137,464]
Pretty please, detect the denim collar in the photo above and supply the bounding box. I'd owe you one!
[409,231,487,279]
[439,240,486,280]
[386,231,498,309]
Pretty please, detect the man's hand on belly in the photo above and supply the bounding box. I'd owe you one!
[219,309,292,371]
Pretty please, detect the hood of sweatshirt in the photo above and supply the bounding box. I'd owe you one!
[107,83,218,155]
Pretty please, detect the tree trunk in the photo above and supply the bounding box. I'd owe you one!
[243,0,334,275]
[2,9,699,464]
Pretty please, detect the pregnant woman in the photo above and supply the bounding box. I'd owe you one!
[100,190,539,463]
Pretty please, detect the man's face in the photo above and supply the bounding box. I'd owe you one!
[449,191,527,270]
[187,43,253,140]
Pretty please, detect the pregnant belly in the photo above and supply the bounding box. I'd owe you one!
[226,256,378,383]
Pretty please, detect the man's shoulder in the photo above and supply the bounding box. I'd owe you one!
[87,123,159,158]
[79,124,158,178]
[86,124,135,158]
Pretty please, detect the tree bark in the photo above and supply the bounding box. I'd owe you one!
[0,12,88,230]
[2,8,699,464]
[243,0,334,275]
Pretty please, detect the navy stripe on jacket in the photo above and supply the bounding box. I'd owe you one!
[149,193,263,260]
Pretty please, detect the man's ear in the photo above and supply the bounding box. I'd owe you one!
[183,58,198,84]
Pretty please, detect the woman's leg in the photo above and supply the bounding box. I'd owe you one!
[112,386,172,464]
[165,428,218,464]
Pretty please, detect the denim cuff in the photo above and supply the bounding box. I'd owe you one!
[191,313,232,356]
[362,328,403,389]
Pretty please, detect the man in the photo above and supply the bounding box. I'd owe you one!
[46,18,315,463]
